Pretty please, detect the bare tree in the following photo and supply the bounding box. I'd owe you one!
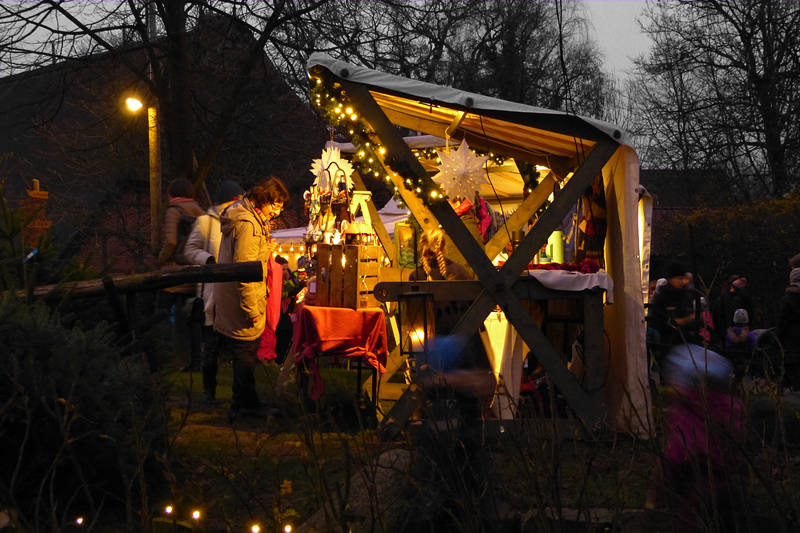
[0,1,331,186]
[630,0,800,198]
[262,0,611,117]
[0,1,332,269]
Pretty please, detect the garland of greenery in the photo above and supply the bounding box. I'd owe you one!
[310,73,447,207]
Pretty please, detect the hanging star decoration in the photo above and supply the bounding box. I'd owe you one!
[310,146,355,193]
[432,140,488,200]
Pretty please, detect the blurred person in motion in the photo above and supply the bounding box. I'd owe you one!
[183,180,244,404]
[212,176,288,418]
[645,343,747,532]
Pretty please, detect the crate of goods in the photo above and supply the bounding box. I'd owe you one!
[316,243,382,309]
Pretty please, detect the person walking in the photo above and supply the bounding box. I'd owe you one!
[183,180,244,404]
[212,176,289,417]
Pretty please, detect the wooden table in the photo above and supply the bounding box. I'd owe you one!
[374,270,611,420]
[292,305,389,401]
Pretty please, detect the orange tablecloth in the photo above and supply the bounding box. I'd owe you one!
[293,306,388,400]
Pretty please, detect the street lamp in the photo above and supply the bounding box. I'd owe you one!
[126,96,162,249]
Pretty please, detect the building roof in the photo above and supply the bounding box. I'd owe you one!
[0,16,328,272]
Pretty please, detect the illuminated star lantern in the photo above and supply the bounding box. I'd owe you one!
[310,147,355,193]
[432,140,488,200]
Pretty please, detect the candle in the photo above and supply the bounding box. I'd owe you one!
[409,328,426,352]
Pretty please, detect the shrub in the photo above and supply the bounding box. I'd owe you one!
[0,296,166,531]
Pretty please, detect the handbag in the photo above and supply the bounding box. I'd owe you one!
[185,216,211,325]
[189,295,205,323]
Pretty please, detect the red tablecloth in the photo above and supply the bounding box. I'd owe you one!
[293,306,388,400]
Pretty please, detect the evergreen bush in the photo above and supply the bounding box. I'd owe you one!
[0,296,166,530]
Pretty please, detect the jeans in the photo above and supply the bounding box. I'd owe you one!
[201,325,221,396]
[156,290,202,367]
[217,334,261,409]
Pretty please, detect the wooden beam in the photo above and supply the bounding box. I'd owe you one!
[341,78,475,270]
[374,279,608,303]
[351,170,395,261]
[484,174,556,262]
[501,138,620,278]
[426,200,603,428]
[14,261,263,301]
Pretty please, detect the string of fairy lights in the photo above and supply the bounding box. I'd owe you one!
[309,73,506,209]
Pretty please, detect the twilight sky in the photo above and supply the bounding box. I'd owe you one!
[582,0,650,80]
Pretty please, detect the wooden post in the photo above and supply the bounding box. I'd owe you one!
[351,171,395,261]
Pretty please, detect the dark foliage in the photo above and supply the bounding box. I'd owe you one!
[0,296,167,530]
[653,194,800,327]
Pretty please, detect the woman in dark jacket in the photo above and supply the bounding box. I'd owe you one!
[648,262,698,346]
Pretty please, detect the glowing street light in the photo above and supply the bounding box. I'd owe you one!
[125,97,143,112]
[125,95,162,248]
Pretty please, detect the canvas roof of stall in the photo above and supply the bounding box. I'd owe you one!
[308,53,630,188]
[330,135,528,207]
[307,53,649,435]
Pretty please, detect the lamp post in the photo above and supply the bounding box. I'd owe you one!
[126,97,162,249]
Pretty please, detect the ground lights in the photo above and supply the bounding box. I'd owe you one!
[74,507,289,531]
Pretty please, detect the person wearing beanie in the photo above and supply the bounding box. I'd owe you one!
[777,268,800,389]
[647,261,699,347]
[724,308,756,352]
[711,274,754,346]
[183,180,245,403]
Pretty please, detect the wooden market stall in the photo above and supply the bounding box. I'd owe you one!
[304,53,651,434]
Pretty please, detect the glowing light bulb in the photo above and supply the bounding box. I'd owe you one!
[125,97,143,112]
[75,517,84,525]
[251,526,260,533]
[165,506,173,515]
[345,107,353,114]
[192,510,200,520]
[284,526,292,533]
